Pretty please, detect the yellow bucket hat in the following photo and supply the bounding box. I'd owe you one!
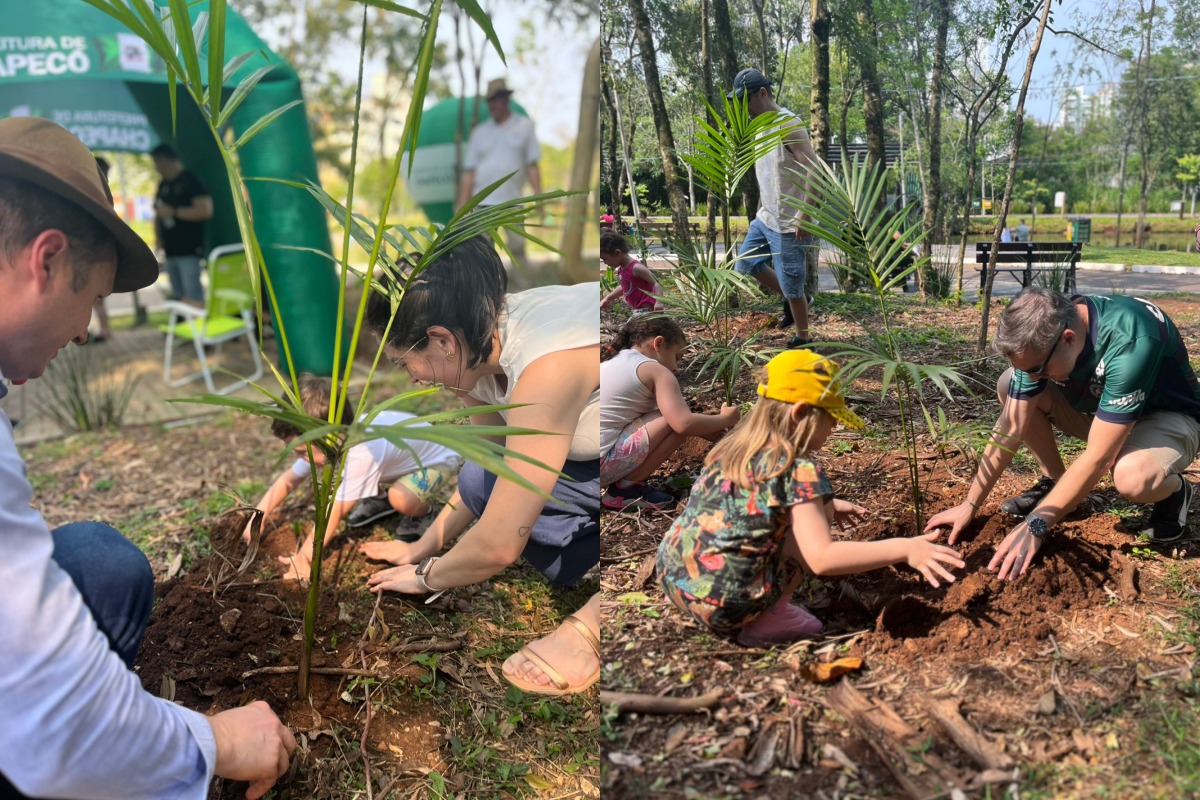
[757,349,866,430]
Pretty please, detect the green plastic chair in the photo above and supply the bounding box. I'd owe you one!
[160,244,263,395]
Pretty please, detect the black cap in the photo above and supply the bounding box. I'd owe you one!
[728,67,773,99]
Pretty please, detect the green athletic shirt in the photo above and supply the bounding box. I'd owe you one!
[1008,295,1200,425]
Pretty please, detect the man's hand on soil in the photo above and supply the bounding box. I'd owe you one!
[989,522,1042,581]
[208,701,296,800]
[924,501,975,544]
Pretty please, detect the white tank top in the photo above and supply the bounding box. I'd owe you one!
[468,283,601,461]
[599,349,658,457]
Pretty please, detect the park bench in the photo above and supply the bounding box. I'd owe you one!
[639,221,702,249]
[976,241,1082,293]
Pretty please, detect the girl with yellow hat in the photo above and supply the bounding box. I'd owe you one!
[656,350,965,646]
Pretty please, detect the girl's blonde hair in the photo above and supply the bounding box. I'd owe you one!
[705,367,827,490]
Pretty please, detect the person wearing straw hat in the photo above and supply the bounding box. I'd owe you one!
[0,117,294,800]
[456,77,542,270]
[656,350,964,647]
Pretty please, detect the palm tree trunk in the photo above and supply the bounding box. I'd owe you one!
[976,0,1054,355]
[628,0,692,244]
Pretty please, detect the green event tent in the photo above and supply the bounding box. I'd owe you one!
[0,1,340,374]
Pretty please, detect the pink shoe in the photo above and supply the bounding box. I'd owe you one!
[736,597,824,647]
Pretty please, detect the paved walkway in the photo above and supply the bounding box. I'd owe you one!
[642,244,1200,299]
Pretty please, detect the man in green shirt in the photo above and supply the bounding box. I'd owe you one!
[926,287,1200,580]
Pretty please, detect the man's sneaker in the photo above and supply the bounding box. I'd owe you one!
[345,495,398,528]
[1142,477,1194,544]
[602,481,674,511]
[999,476,1056,518]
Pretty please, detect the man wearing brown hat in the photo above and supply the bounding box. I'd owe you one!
[456,77,542,270]
[0,117,295,799]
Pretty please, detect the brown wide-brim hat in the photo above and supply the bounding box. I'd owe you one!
[485,77,514,102]
[0,117,158,293]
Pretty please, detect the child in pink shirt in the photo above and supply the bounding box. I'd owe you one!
[600,231,663,313]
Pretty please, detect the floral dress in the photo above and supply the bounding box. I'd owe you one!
[656,454,833,636]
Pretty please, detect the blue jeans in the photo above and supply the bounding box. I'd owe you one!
[458,459,600,586]
[0,523,154,798]
[164,255,205,304]
[735,217,813,299]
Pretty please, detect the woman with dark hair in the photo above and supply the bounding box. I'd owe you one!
[361,236,600,696]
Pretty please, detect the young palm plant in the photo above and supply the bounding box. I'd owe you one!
[84,0,568,697]
[785,156,969,530]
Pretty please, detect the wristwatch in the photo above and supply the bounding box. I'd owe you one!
[1027,514,1049,539]
[415,557,448,604]
[415,556,440,592]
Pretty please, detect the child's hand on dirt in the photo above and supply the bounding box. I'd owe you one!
[924,501,976,544]
[277,548,312,582]
[719,403,741,426]
[905,531,965,588]
[241,522,253,546]
[830,498,867,530]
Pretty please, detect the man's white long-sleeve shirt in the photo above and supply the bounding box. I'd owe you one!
[0,384,217,799]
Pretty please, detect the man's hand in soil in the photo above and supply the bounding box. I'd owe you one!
[208,701,296,800]
[924,501,975,544]
[989,521,1042,581]
[829,498,867,531]
[904,531,966,588]
[366,563,423,595]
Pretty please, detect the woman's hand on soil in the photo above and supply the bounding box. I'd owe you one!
[367,563,423,594]
[831,498,867,530]
[923,501,975,544]
[989,523,1042,581]
[905,531,965,588]
[208,700,296,800]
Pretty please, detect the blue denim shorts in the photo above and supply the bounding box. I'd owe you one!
[734,217,814,299]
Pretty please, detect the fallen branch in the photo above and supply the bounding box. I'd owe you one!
[241,665,380,679]
[379,639,463,654]
[825,682,964,799]
[924,697,1013,770]
[600,688,723,714]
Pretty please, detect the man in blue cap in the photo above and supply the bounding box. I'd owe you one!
[728,67,822,348]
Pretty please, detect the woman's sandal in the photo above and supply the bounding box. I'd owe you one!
[503,614,600,697]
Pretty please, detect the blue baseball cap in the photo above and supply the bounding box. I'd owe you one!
[728,67,773,99]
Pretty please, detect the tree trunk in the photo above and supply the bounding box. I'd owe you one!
[710,0,738,83]
[809,0,831,161]
[977,0,1055,355]
[1133,0,1156,249]
[749,0,773,77]
[1115,138,1129,247]
[628,0,692,244]
[701,0,718,243]
[956,124,978,300]
[600,61,621,216]
[857,0,886,174]
[922,0,948,251]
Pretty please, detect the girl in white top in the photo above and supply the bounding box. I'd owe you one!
[600,316,740,510]
[360,235,601,697]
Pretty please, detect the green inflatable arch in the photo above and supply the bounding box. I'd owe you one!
[0,0,340,374]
